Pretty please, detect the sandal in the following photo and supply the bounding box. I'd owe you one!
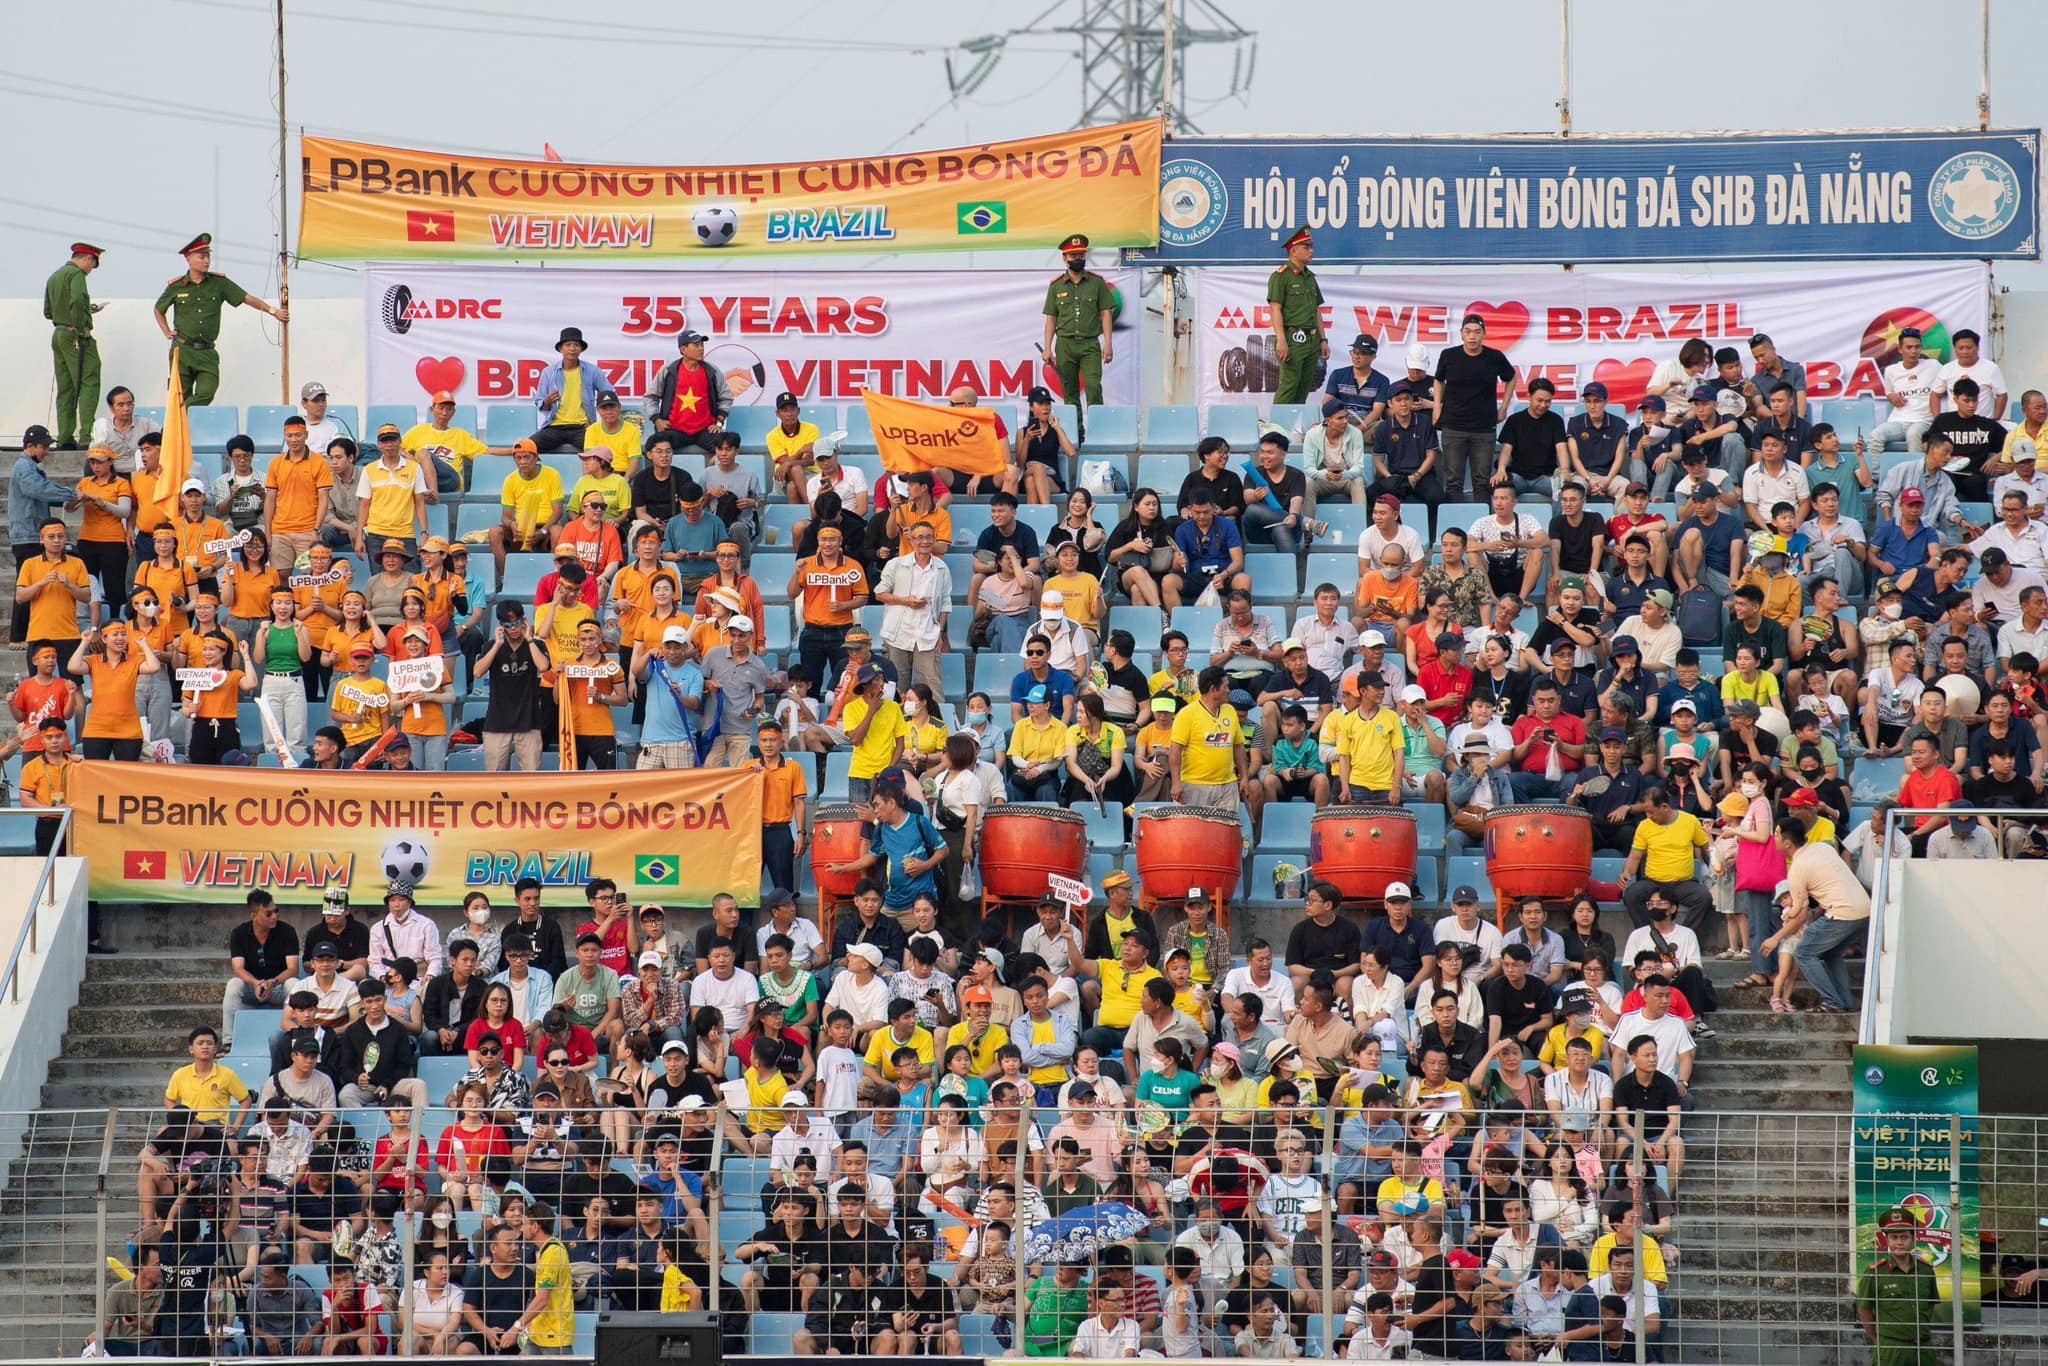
[1732,974,1771,991]
[1770,996,1790,1013]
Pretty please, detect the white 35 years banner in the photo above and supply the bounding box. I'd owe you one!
[1197,264,1988,415]
[365,266,1140,413]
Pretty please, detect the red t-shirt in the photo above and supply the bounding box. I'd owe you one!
[1511,712,1587,774]
[576,918,633,978]
[12,676,71,753]
[435,1120,510,1178]
[1898,765,1963,831]
[1417,661,1474,727]
[1620,986,1696,1022]
[370,1133,432,1193]
[1607,512,1668,546]
[464,1017,529,1056]
[668,364,713,435]
[536,1024,600,1071]
[534,570,602,611]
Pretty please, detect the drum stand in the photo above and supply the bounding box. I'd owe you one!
[980,892,1047,941]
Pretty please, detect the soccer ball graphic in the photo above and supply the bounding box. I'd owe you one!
[693,205,739,247]
[381,836,431,891]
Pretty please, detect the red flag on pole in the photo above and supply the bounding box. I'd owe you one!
[542,144,564,163]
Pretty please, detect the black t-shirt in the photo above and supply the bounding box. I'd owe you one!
[821,1222,897,1278]
[1408,1255,1462,1353]
[160,1236,228,1338]
[975,522,1041,567]
[313,919,370,967]
[1527,605,1603,664]
[289,1178,362,1234]
[483,638,544,733]
[695,918,759,969]
[1285,915,1362,975]
[1469,1178,1531,1239]
[894,1281,952,1332]
[1546,513,1601,574]
[464,1261,534,1332]
[630,467,686,524]
[1967,773,2040,810]
[1498,409,1567,478]
[1246,464,1307,517]
[1177,468,1245,517]
[558,1166,642,1226]
[1100,660,1150,726]
[1611,1069,1683,1128]
[1044,523,1105,577]
[228,921,300,982]
[1434,347,1517,432]
[1472,668,1529,725]
[1482,974,1553,1039]
[1926,413,2006,472]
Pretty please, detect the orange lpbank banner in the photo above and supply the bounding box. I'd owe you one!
[297,122,1163,261]
[70,761,761,908]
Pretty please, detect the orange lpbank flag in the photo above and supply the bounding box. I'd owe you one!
[862,390,1009,477]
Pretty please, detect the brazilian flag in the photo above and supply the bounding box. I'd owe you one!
[635,855,680,888]
[956,201,1007,235]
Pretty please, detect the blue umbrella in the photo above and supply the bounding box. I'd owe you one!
[1021,1201,1150,1265]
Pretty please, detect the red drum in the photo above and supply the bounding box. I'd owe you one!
[1309,806,1419,903]
[809,804,869,901]
[1135,805,1242,905]
[1483,805,1593,903]
[980,806,1088,901]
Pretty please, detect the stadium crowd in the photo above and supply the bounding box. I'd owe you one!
[36,309,2048,1361]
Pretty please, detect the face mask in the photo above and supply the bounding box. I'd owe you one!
[1197,1219,1220,1237]
[468,908,489,925]
[431,1211,453,1229]
[1800,769,1821,782]
[966,711,989,726]
[1739,781,1762,799]
[1881,602,1903,620]
[903,698,922,716]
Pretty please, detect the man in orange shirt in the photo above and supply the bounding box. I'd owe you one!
[15,520,90,662]
[264,414,336,565]
[789,523,868,691]
[1899,731,1964,855]
[749,717,809,893]
[129,432,170,563]
[11,645,78,753]
[20,717,80,855]
[173,479,230,598]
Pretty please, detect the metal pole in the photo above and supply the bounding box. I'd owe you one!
[1320,1100,1336,1357]
[276,0,293,402]
[707,1105,728,1319]
[1161,267,1178,405]
[1979,0,1991,131]
[1631,1122,1647,1364]
[1949,1115,1965,1361]
[1558,0,1572,138]
[1161,0,1176,128]
[94,1110,117,1356]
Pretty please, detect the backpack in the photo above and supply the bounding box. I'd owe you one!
[1676,588,1722,647]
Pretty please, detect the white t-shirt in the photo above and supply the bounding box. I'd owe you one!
[1614,617,1683,674]
[805,466,870,507]
[1742,461,1810,513]
[1218,966,1296,1028]
[1996,618,2048,666]
[1620,923,1700,972]
[1611,1009,1694,1080]
[1071,1317,1142,1359]
[815,1044,862,1116]
[1347,1325,1417,1361]
[1865,667,1925,726]
[688,968,759,1035]
[1445,719,1515,760]
[756,917,826,966]
[1257,1172,1322,1244]
[824,971,891,1027]
[1940,357,2007,409]
[1970,522,2048,574]
[406,1280,465,1334]
[1992,470,2048,513]
[1883,360,1946,427]
[1359,523,1425,568]
[1432,917,1502,980]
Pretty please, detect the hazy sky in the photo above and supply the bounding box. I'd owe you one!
[7,0,2042,300]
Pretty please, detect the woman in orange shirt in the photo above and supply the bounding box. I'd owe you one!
[692,589,739,660]
[625,571,688,704]
[692,540,765,627]
[384,587,435,659]
[321,590,378,671]
[224,529,282,646]
[178,594,228,668]
[72,448,135,608]
[557,619,623,770]
[67,624,162,761]
[180,632,257,765]
[293,545,351,701]
[132,526,192,638]
[410,537,466,653]
[390,626,457,771]
[610,526,669,656]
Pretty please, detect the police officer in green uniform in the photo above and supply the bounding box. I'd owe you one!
[1856,1206,1943,1366]
[151,233,288,407]
[44,243,104,449]
[1041,232,1115,439]
[1268,226,1327,405]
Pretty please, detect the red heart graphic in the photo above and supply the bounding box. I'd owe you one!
[415,356,466,397]
[1591,357,1657,410]
[1465,300,1530,352]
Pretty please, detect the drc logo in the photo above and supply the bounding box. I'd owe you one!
[1928,151,2021,241]
[1159,158,1228,248]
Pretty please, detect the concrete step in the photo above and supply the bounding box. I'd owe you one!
[78,973,227,1007]
[65,1002,218,1043]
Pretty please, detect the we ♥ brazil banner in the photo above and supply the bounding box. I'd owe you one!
[1194,264,1989,415]
[364,266,1141,412]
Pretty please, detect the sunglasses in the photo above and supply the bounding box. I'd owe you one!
[476,1047,501,1057]
[547,1056,568,1066]
[1025,649,1048,658]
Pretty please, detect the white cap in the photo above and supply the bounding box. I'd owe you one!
[661,626,692,646]
[1400,683,1428,704]
[1039,590,1064,611]
[1383,881,1414,901]
[659,1039,687,1054]
[848,942,884,967]
[673,1094,705,1111]
[179,478,206,495]
[781,1091,810,1107]
[1406,342,1430,369]
[637,950,664,970]
[727,614,754,634]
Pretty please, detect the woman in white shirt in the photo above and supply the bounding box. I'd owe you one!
[1529,1147,1600,1249]
[404,1250,468,1355]
[918,1095,987,1178]
[1349,949,1408,1054]
[1410,940,1484,1036]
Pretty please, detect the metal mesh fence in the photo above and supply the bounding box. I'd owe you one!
[0,1099,2042,1361]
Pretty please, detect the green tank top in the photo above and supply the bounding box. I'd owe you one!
[263,624,303,674]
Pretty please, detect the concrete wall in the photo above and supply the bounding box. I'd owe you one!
[0,857,89,1190]
[1890,859,2048,1043]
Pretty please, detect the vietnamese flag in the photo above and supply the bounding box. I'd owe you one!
[123,849,168,880]
[406,209,456,242]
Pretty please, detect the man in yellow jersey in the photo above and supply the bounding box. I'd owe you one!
[1334,672,1406,803]
[862,997,936,1086]
[491,440,568,577]
[352,425,428,565]
[946,983,1011,1081]
[402,390,504,495]
[531,326,618,455]
[583,392,643,476]
[1168,666,1249,812]
[520,1203,576,1354]
[1076,932,1160,1061]
[330,643,393,765]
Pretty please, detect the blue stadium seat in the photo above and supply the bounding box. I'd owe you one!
[1412,856,1442,907]
[761,604,795,654]
[840,407,877,453]
[1400,500,1432,546]
[497,554,551,604]
[751,1315,803,1355]
[1081,405,1139,449]
[1319,504,1370,545]
[245,405,297,452]
[1268,403,1321,435]
[1246,554,1298,604]
[1051,404,1082,437]
[1141,405,1200,451]
[960,1315,1005,1359]
[1250,856,1302,902]
[1169,605,1222,641]
[135,406,167,430]
[1261,802,1315,852]
[230,1009,283,1051]
[417,1055,470,1102]
[950,504,994,544]
[187,406,240,453]
[1439,503,1488,538]
[484,404,531,447]
[1302,553,1355,598]
[1083,803,1126,851]
[541,454,581,490]
[320,405,360,440]
[762,504,808,546]
[1849,755,1905,803]
[940,652,967,700]
[446,750,486,772]
[1414,803,1447,851]
[724,406,777,447]
[1446,855,1492,905]
[454,504,500,543]
[1136,453,1193,492]
[368,404,419,436]
[1204,405,1261,447]
[1109,604,1167,641]
[821,751,853,802]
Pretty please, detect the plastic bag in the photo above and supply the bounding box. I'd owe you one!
[1079,459,1124,497]
[1194,578,1222,608]
[958,861,981,901]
